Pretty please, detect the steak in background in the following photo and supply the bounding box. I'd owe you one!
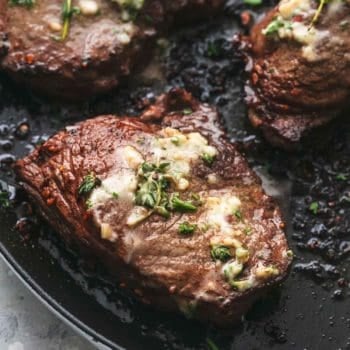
[0,0,223,100]
[242,0,349,150]
[15,89,292,326]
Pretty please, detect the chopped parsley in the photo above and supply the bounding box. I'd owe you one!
[178,222,197,235]
[78,173,101,196]
[112,192,119,199]
[210,245,232,262]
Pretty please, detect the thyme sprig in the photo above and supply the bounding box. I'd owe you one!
[61,0,80,40]
[310,0,330,27]
[134,161,198,222]
[78,172,101,196]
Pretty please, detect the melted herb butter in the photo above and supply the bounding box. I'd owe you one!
[205,195,241,236]
[87,129,218,241]
[151,127,217,190]
[263,0,335,61]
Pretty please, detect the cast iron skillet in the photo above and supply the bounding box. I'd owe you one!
[1,2,350,349]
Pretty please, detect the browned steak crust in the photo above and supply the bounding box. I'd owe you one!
[0,0,223,100]
[15,89,292,326]
[243,2,350,150]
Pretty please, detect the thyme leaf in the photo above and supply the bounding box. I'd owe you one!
[178,221,197,235]
[78,173,101,196]
[210,245,232,262]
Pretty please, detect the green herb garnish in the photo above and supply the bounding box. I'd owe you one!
[112,192,119,199]
[78,173,101,196]
[61,0,80,40]
[0,191,10,209]
[243,0,262,6]
[9,0,35,7]
[233,209,243,221]
[336,173,348,181]
[178,222,197,235]
[202,153,215,166]
[134,162,197,223]
[263,17,291,36]
[206,338,220,350]
[183,108,193,115]
[210,245,232,262]
[311,0,331,27]
[309,201,319,215]
[243,226,252,235]
[170,194,197,212]
[85,199,93,209]
[116,0,145,21]
[207,41,220,58]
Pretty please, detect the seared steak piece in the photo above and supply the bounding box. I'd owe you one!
[243,0,350,150]
[15,89,292,326]
[0,0,223,100]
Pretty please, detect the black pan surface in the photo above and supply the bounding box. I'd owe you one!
[1,2,350,349]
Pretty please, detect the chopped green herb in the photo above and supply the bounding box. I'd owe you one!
[134,161,197,224]
[112,192,119,199]
[202,153,215,166]
[263,17,291,36]
[190,193,203,207]
[309,201,319,215]
[170,136,180,146]
[0,191,10,209]
[116,0,145,21]
[183,108,193,115]
[9,0,34,6]
[243,226,252,235]
[171,195,197,212]
[336,173,348,181]
[178,221,197,235]
[200,223,211,233]
[233,209,243,221]
[85,199,93,209]
[243,0,262,5]
[210,245,232,262]
[206,338,220,350]
[78,173,101,196]
[207,41,220,58]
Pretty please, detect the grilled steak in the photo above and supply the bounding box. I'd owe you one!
[0,0,223,100]
[15,89,292,326]
[243,0,349,150]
